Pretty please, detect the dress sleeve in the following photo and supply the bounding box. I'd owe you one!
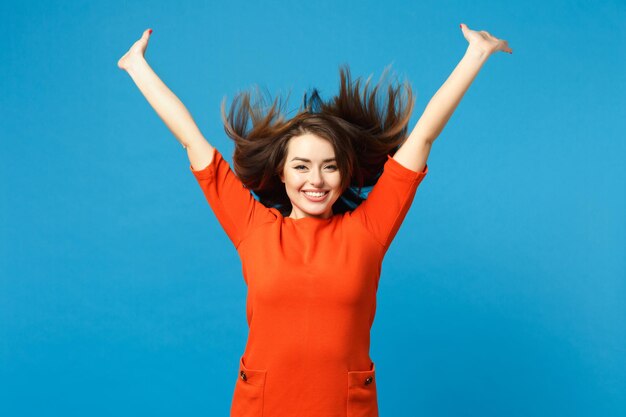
[350,154,428,253]
[189,147,275,249]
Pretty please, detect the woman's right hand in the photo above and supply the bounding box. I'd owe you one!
[117,28,153,71]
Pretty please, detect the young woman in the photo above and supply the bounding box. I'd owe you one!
[118,24,512,417]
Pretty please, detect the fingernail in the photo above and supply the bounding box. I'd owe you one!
[148,29,152,34]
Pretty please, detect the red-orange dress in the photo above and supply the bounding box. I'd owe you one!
[190,147,428,417]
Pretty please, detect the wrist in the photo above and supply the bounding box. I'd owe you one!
[126,56,148,75]
[465,45,491,62]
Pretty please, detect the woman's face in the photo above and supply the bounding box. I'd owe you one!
[279,133,343,220]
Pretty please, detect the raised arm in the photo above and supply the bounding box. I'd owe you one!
[393,23,513,172]
[117,28,215,171]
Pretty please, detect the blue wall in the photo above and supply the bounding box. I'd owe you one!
[1,0,624,416]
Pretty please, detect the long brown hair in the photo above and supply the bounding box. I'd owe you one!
[220,63,415,216]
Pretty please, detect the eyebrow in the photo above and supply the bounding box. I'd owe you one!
[290,157,337,163]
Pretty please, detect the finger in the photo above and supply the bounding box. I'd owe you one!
[501,40,513,54]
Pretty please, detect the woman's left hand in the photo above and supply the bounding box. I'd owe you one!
[460,23,513,56]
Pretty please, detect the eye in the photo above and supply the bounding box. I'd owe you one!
[293,165,337,171]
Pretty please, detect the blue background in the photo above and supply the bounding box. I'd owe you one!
[1,0,624,416]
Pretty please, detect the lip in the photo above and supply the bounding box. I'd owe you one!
[301,190,330,202]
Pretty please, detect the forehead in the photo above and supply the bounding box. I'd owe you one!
[287,133,335,160]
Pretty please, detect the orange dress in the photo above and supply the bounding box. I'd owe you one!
[190,147,428,417]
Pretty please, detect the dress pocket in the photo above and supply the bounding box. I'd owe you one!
[347,361,379,417]
[230,355,267,417]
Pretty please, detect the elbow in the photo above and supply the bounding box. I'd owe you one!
[422,136,436,146]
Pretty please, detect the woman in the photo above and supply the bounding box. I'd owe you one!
[118,24,512,417]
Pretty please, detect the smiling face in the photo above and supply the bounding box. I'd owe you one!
[279,133,343,220]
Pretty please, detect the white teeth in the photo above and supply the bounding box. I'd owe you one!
[303,191,327,197]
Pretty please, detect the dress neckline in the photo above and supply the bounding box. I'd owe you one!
[282,214,336,225]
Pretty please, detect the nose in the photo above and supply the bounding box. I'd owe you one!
[308,169,324,187]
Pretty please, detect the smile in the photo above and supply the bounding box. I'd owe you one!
[302,190,329,202]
